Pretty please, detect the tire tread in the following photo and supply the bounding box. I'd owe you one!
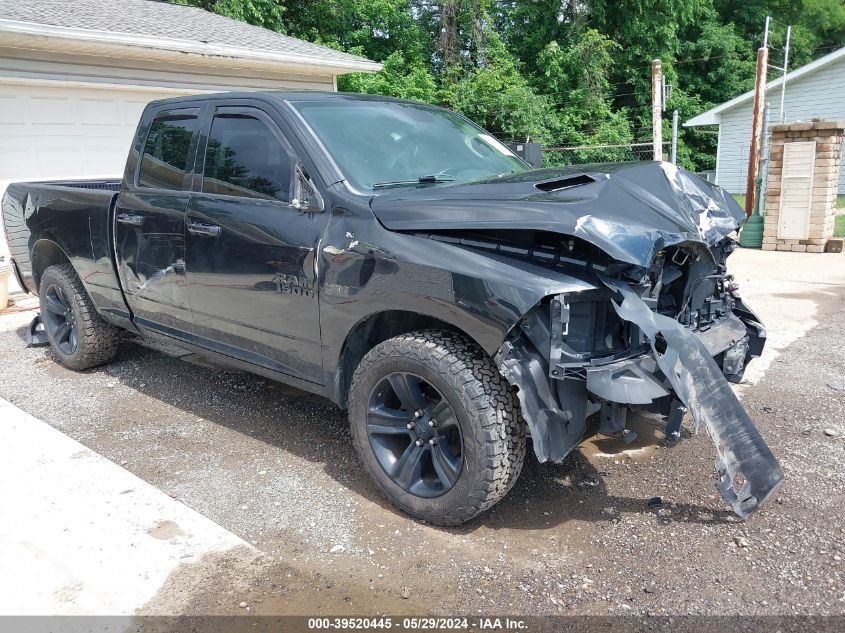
[350,330,526,525]
[40,263,120,370]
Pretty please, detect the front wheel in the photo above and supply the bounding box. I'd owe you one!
[349,331,526,526]
[39,264,120,371]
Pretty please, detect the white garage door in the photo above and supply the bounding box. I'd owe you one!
[0,82,180,182]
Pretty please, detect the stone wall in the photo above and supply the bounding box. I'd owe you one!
[763,119,845,252]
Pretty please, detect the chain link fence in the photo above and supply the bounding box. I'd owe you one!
[541,142,670,168]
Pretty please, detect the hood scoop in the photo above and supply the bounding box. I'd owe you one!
[535,174,596,192]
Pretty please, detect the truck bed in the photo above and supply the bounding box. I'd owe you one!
[17,179,122,192]
[1,179,126,319]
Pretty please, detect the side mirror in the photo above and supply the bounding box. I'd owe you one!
[290,165,324,213]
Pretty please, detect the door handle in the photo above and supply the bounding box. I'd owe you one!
[187,221,222,237]
[116,213,144,226]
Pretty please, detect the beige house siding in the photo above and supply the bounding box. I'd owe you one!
[0,48,336,185]
[0,47,338,93]
[715,55,845,194]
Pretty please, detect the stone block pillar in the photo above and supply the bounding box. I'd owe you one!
[762,119,844,252]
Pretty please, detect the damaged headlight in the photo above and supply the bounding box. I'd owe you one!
[549,292,641,374]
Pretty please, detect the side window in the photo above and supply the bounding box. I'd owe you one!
[202,113,291,201]
[138,114,198,190]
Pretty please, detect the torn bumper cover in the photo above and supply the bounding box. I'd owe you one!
[599,276,783,517]
[487,163,782,519]
[584,311,750,404]
[497,278,783,520]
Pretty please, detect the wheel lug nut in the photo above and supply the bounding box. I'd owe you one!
[429,438,437,446]
[414,410,423,418]
[406,422,414,430]
[428,419,437,427]
[415,439,424,447]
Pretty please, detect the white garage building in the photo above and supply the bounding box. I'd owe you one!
[0,0,380,280]
[0,0,380,182]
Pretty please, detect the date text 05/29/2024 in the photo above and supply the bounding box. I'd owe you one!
[307,617,528,630]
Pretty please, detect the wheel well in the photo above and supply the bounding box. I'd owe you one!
[336,311,467,409]
[31,240,71,292]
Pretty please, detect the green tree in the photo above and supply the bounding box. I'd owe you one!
[340,51,438,102]
[715,0,845,67]
[282,0,432,65]
[667,13,758,170]
[535,29,635,156]
[494,0,581,76]
[179,0,286,32]
[180,0,845,171]
[438,19,556,142]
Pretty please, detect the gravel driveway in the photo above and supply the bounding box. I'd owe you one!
[0,249,843,617]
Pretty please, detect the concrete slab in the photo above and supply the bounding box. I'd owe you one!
[0,397,253,615]
[728,248,845,387]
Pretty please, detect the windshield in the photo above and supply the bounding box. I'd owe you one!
[292,100,528,191]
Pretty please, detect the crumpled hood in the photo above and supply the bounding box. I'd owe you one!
[370,161,746,266]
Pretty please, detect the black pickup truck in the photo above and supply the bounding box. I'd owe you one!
[2,91,783,525]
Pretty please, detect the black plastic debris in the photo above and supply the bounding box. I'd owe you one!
[647,496,663,509]
[600,275,784,519]
[622,428,638,444]
[26,314,49,347]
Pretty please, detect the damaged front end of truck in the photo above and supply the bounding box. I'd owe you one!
[491,163,783,519]
[373,160,784,518]
[496,242,782,519]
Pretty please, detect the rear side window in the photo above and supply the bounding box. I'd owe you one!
[138,114,198,190]
[202,113,291,201]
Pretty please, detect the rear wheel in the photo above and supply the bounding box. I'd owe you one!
[349,331,526,526]
[39,264,120,371]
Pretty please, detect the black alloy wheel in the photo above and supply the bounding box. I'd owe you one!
[42,283,79,355]
[348,330,527,525]
[38,264,120,371]
[366,372,463,498]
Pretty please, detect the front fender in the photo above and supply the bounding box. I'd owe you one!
[319,220,600,371]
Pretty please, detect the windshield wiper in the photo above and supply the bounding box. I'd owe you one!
[372,175,457,189]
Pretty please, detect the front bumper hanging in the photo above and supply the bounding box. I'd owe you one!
[599,275,784,518]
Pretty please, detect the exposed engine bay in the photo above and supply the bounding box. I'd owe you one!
[492,234,782,519]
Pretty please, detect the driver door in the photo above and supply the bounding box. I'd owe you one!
[183,104,328,383]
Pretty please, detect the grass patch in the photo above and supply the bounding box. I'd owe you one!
[835,215,845,238]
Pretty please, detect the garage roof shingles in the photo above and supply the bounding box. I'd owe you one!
[0,0,373,68]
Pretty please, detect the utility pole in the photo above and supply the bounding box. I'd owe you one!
[652,59,663,161]
[671,110,679,164]
[758,102,772,213]
[779,26,792,122]
[744,45,769,217]
[740,103,771,248]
